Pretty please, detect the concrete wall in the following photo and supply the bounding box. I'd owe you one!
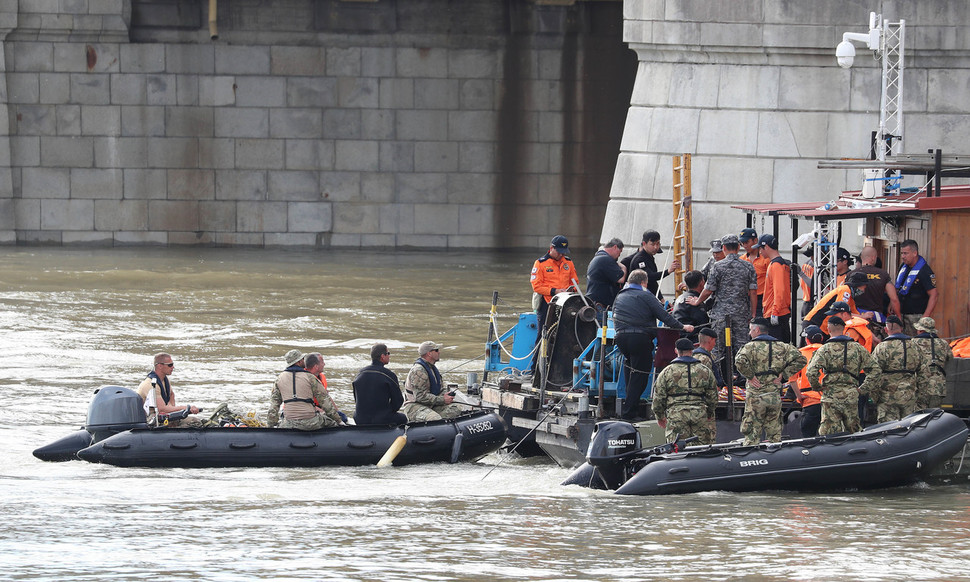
[604,0,970,265]
[0,0,636,249]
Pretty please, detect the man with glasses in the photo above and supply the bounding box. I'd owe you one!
[136,352,202,428]
[403,341,462,422]
[352,343,407,426]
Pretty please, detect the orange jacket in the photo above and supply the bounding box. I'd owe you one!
[742,251,769,295]
[790,343,823,407]
[531,254,577,303]
[763,257,791,317]
[799,261,814,302]
[804,284,857,329]
[952,337,970,358]
[844,317,874,352]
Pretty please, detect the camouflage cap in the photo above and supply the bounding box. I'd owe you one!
[284,349,305,366]
[720,234,740,246]
[914,317,937,334]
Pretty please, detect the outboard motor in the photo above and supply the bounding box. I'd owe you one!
[85,386,149,442]
[34,385,149,462]
[584,420,641,490]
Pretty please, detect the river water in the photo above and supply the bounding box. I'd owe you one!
[3,247,970,581]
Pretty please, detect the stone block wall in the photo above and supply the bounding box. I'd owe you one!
[604,0,970,271]
[0,0,636,249]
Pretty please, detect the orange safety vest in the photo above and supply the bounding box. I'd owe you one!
[790,343,822,407]
[951,337,970,358]
[844,317,874,352]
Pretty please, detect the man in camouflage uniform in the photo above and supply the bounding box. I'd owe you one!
[859,316,931,423]
[806,317,873,435]
[686,234,758,383]
[735,318,806,445]
[269,349,345,430]
[912,317,953,409]
[652,338,719,445]
[403,341,463,422]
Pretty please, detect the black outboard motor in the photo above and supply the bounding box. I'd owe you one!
[85,386,149,441]
[585,420,641,490]
[34,386,149,462]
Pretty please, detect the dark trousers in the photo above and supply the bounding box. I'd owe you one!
[800,403,821,437]
[768,314,791,343]
[616,332,655,419]
[530,299,550,376]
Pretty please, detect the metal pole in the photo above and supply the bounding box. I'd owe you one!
[597,322,606,419]
[483,290,498,382]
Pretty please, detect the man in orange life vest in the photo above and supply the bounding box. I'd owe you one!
[790,325,825,437]
[530,235,577,375]
[802,271,870,333]
[824,301,875,352]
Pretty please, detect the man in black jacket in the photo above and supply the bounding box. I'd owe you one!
[620,230,679,302]
[352,343,407,425]
[613,269,694,420]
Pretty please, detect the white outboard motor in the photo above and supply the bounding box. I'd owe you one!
[584,420,641,490]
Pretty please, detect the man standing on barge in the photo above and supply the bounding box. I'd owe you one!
[895,240,938,337]
[530,235,577,377]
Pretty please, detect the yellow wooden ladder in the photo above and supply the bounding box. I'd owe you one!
[672,154,693,291]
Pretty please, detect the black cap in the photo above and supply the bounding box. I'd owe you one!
[675,338,695,352]
[751,317,772,328]
[824,301,851,315]
[802,325,824,342]
[837,247,855,266]
[755,234,778,250]
[739,228,758,242]
[827,315,846,328]
[698,327,717,339]
[550,235,570,255]
[886,315,903,327]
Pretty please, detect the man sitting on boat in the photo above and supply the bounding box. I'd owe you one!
[268,350,345,430]
[137,352,202,428]
[352,343,408,426]
[403,341,463,422]
[651,337,718,445]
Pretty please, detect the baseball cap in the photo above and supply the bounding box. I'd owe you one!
[739,228,758,242]
[550,235,570,255]
[802,325,824,342]
[824,301,851,315]
[837,247,854,265]
[418,341,442,356]
[755,234,779,250]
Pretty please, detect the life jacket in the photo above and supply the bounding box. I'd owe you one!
[879,335,921,375]
[804,284,856,328]
[665,356,711,402]
[282,367,316,405]
[843,317,874,352]
[895,256,927,296]
[817,335,865,385]
[789,344,822,406]
[915,333,948,375]
[147,371,173,405]
[413,358,442,396]
[951,336,970,358]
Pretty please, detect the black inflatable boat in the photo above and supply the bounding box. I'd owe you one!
[34,386,507,468]
[563,409,969,495]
